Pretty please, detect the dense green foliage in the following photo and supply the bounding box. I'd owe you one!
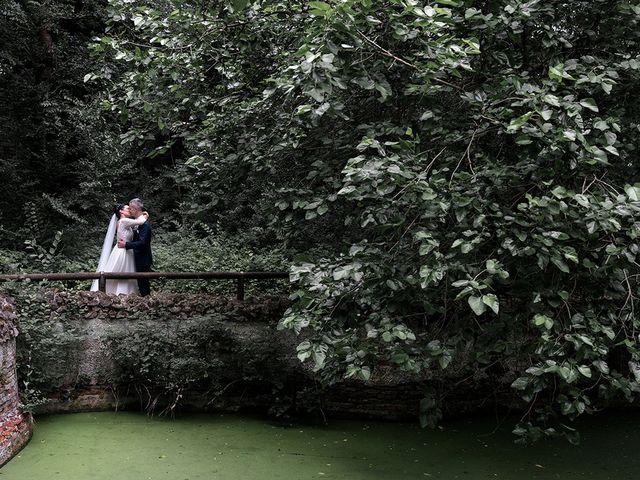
[1,0,639,441]
[0,0,129,226]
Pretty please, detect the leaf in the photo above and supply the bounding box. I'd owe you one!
[468,296,486,316]
[507,112,533,131]
[297,350,311,361]
[419,240,438,255]
[482,294,499,314]
[551,256,570,273]
[420,111,434,121]
[577,365,592,378]
[603,145,619,156]
[296,341,311,362]
[625,185,640,201]
[549,63,575,81]
[545,231,569,240]
[540,109,553,121]
[309,1,331,16]
[309,1,331,9]
[576,334,594,347]
[511,377,529,391]
[438,351,453,369]
[465,7,480,18]
[563,249,578,264]
[604,131,617,145]
[333,267,349,280]
[311,348,326,371]
[533,314,546,326]
[579,98,599,112]
[574,194,590,207]
[419,265,430,278]
[543,94,561,107]
[551,186,567,198]
[534,314,554,330]
[592,360,609,374]
[307,88,325,102]
[548,65,563,80]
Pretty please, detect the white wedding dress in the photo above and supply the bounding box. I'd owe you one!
[90,215,147,295]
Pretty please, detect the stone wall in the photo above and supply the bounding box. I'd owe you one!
[14,290,440,420]
[12,289,520,425]
[0,296,31,467]
[32,291,304,413]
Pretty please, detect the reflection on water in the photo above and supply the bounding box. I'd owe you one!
[1,410,639,479]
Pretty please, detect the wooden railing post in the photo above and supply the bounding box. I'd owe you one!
[236,273,245,301]
[98,272,106,293]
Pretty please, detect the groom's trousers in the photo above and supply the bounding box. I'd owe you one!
[137,265,152,296]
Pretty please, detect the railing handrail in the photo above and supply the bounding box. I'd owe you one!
[0,271,289,300]
[0,271,289,280]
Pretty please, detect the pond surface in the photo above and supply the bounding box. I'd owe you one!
[1,411,639,479]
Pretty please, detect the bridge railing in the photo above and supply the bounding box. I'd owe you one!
[0,271,289,300]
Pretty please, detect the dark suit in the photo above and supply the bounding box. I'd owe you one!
[125,221,153,296]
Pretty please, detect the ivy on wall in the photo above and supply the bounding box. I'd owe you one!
[5,285,303,416]
[104,315,291,415]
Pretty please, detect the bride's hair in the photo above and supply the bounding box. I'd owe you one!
[113,203,126,219]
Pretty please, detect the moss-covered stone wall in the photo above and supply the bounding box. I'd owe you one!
[9,289,521,426]
[10,290,429,420]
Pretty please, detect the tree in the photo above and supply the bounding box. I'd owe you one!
[92,0,640,442]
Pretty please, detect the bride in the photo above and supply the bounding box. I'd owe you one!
[90,204,149,295]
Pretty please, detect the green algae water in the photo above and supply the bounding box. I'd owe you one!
[1,411,639,480]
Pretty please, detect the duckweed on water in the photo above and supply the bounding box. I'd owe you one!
[1,411,639,479]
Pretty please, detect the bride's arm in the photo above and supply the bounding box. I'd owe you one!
[119,212,148,228]
[116,212,150,248]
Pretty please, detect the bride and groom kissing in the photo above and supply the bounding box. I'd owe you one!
[90,198,153,296]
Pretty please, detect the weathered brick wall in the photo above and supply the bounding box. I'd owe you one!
[0,296,31,467]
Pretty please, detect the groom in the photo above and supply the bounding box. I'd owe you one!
[117,197,153,296]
